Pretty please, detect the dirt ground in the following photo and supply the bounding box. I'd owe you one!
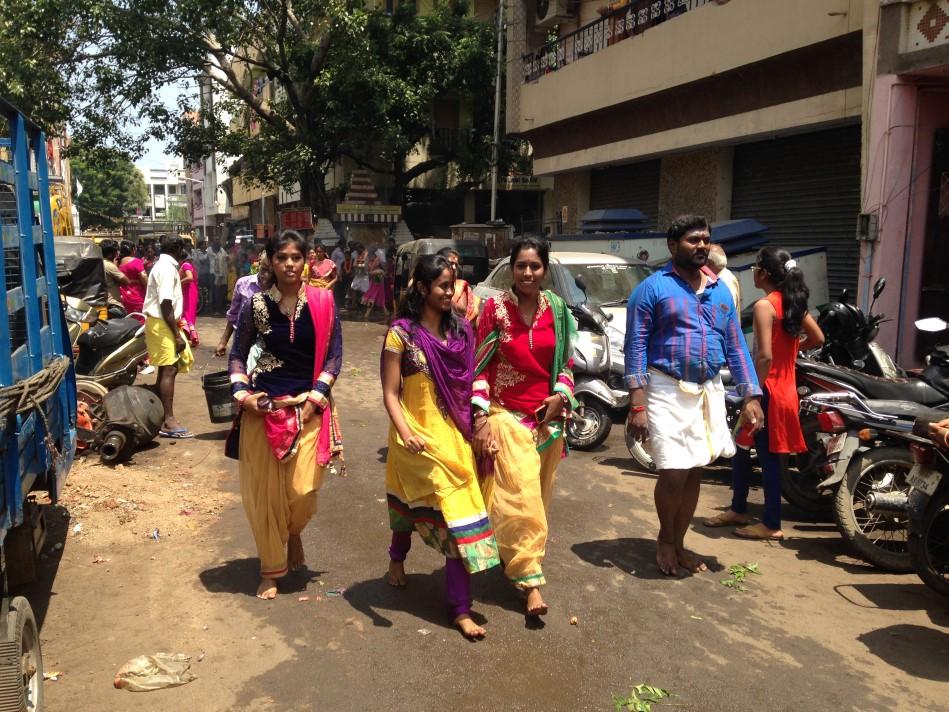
[23,315,949,711]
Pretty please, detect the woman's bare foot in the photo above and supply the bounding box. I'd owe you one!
[387,560,407,587]
[656,540,679,576]
[454,614,486,640]
[256,578,277,600]
[677,548,709,573]
[287,535,305,571]
[525,587,548,616]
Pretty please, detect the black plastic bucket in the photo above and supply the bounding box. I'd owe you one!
[202,371,236,423]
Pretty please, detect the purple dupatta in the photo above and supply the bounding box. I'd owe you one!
[389,317,475,440]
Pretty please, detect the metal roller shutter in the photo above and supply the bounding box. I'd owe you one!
[731,125,861,299]
[590,160,661,229]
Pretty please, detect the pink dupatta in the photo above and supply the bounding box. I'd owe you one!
[305,286,342,465]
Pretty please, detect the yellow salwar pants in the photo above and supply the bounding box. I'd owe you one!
[481,407,563,589]
[238,412,326,578]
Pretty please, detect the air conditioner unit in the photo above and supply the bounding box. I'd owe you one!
[535,0,573,28]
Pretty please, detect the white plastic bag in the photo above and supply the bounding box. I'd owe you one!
[113,653,197,692]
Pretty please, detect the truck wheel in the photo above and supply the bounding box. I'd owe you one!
[909,489,949,597]
[566,398,611,451]
[834,447,913,572]
[0,597,43,712]
[624,429,656,473]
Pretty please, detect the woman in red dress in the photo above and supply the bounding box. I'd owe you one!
[704,246,823,539]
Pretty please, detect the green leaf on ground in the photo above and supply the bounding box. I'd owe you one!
[613,683,672,711]
[720,562,762,592]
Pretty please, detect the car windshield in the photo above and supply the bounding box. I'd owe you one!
[559,262,652,306]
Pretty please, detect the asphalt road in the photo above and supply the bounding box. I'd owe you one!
[35,315,949,711]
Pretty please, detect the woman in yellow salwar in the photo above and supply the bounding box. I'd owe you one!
[471,237,577,618]
[381,255,500,639]
[228,230,343,600]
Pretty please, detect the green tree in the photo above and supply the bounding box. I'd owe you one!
[0,0,511,213]
[72,152,148,228]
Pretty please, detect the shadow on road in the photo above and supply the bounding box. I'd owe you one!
[199,558,324,597]
[857,624,949,681]
[571,536,725,579]
[194,429,229,441]
[343,571,458,632]
[19,503,71,631]
[777,534,886,576]
[834,582,949,620]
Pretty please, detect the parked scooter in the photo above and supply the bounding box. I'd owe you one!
[64,296,148,395]
[799,391,945,571]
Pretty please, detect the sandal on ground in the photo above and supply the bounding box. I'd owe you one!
[159,428,195,439]
[702,511,749,528]
[734,523,784,540]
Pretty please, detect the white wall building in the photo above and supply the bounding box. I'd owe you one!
[188,71,233,242]
[136,159,189,224]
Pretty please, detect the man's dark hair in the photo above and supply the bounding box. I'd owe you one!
[100,239,117,259]
[437,246,460,260]
[160,234,184,255]
[667,214,709,243]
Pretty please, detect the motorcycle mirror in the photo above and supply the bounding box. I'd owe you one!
[872,277,886,300]
[574,274,588,293]
[915,317,949,333]
[839,288,849,304]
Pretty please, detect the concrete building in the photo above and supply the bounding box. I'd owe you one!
[186,74,234,243]
[137,160,189,225]
[862,0,949,364]
[509,0,867,298]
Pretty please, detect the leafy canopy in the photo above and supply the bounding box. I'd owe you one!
[71,151,148,228]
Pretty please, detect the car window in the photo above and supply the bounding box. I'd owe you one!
[489,264,512,288]
[558,262,653,306]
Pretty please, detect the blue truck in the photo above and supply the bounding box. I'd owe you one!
[0,97,78,711]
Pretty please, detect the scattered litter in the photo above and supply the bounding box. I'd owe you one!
[346,617,365,632]
[297,596,310,602]
[72,523,83,534]
[251,636,256,640]
[52,543,63,551]
[43,671,64,682]
[720,562,761,593]
[417,628,432,636]
[613,683,672,712]
[326,587,346,597]
[689,615,704,621]
[375,498,386,503]
[202,625,209,631]
[151,529,160,543]
[178,510,192,516]
[196,652,205,663]
[113,653,197,692]
[569,616,579,626]
[92,556,109,564]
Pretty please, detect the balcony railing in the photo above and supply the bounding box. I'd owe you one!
[522,0,712,83]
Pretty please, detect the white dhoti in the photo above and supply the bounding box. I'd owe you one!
[645,369,735,471]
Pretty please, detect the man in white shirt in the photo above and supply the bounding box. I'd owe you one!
[144,234,193,438]
[708,243,742,316]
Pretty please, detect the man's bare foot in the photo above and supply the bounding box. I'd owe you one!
[525,587,548,616]
[702,510,750,528]
[656,540,679,576]
[256,578,277,599]
[677,549,709,573]
[454,614,486,640]
[287,535,305,571]
[387,560,407,587]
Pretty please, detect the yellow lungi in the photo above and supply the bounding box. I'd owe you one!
[481,406,563,589]
[238,412,326,578]
[144,316,193,372]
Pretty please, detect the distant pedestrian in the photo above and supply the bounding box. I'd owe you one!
[305,243,337,290]
[144,234,193,439]
[625,215,763,576]
[208,238,229,314]
[704,247,824,540]
[381,255,500,639]
[118,240,147,319]
[707,243,742,315]
[179,249,200,346]
[437,246,480,322]
[215,254,272,357]
[100,239,129,317]
[228,230,343,600]
[192,241,211,313]
[362,247,388,320]
[349,245,369,307]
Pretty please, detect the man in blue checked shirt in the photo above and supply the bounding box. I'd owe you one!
[624,214,764,577]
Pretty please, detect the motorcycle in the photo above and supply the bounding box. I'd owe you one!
[799,391,945,571]
[566,302,628,451]
[64,296,149,399]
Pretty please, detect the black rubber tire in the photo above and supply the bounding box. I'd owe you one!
[909,488,949,597]
[0,596,43,712]
[566,398,611,451]
[781,452,834,519]
[834,446,914,572]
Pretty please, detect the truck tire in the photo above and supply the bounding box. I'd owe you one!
[566,398,611,451]
[0,597,43,712]
[909,489,949,597]
[834,447,913,572]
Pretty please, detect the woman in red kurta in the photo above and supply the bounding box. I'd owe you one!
[471,237,577,617]
[704,247,824,539]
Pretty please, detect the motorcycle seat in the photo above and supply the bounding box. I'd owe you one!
[865,399,947,422]
[798,359,947,408]
[77,318,142,352]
